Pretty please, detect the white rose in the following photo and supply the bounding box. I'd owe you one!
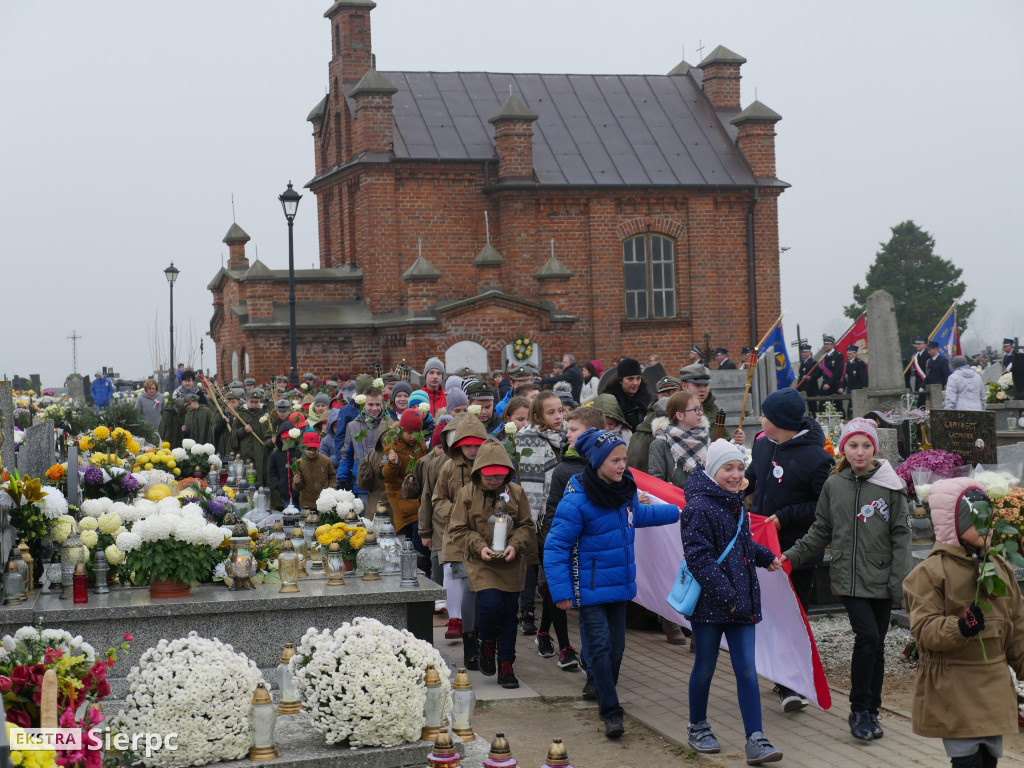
[289,428,301,439]
[259,414,269,424]
[355,394,367,406]
[372,378,384,390]
[467,404,482,416]
[418,403,430,415]
[504,422,517,436]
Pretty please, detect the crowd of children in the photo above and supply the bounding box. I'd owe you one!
[192,356,1024,765]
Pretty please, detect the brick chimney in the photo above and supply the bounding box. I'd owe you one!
[697,45,746,110]
[325,0,375,83]
[730,101,782,177]
[488,95,539,182]
[223,223,250,269]
[350,64,398,155]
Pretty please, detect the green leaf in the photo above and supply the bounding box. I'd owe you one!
[981,600,993,612]
[1006,549,1024,568]
[990,578,1008,597]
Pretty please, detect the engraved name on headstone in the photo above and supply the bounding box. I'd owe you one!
[930,409,997,465]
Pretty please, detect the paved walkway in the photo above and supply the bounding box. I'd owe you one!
[434,611,1024,768]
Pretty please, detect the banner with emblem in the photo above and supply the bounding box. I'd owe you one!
[930,301,962,358]
[759,322,796,389]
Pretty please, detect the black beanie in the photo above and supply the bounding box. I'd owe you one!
[617,357,642,379]
[760,388,806,431]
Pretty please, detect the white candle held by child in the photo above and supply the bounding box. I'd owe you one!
[491,514,508,552]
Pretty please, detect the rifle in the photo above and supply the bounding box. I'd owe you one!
[198,373,268,447]
[196,372,228,423]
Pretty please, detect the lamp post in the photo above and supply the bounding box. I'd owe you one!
[279,182,302,389]
[164,262,179,393]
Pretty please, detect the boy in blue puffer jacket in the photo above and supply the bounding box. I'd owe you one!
[544,428,680,739]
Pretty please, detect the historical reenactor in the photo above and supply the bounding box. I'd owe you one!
[795,343,819,415]
[818,334,845,412]
[715,348,737,370]
[687,345,704,365]
[907,336,929,405]
[235,388,273,485]
[1003,337,1016,373]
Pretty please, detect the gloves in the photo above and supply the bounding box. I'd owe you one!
[957,603,985,637]
[336,479,353,492]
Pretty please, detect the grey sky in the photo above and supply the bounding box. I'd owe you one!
[3,1,1021,386]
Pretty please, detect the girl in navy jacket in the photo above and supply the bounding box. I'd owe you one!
[681,439,783,765]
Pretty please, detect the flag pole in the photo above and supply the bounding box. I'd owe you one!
[902,296,961,375]
[793,311,865,389]
[754,311,786,352]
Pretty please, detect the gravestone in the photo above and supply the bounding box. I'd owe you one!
[982,363,1004,384]
[850,290,909,417]
[65,374,85,403]
[876,427,900,468]
[17,420,56,478]
[0,380,14,473]
[931,409,997,465]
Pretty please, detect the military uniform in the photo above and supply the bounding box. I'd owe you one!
[234,399,273,485]
[843,350,869,418]
[818,345,845,412]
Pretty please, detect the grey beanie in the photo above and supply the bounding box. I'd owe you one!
[444,375,464,392]
[705,438,746,481]
[313,393,331,407]
[951,355,968,369]
[445,387,469,410]
[391,381,413,399]
[424,357,445,376]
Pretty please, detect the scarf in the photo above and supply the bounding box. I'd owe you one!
[581,462,637,509]
[654,423,708,473]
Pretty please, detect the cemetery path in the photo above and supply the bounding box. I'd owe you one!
[435,609,1024,768]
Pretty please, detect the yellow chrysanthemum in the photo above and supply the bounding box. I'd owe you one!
[93,426,110,439]
[173,468,181,476]
[161,441,170,449]
[145,484,173,502]
[79,436,94,451]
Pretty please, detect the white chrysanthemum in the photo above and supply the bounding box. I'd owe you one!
[78,516,99,531]
[291,618,451,748]
[174,517,208,546]
[97,511,122,534]
[189,443,205,456]
[51,517,74,544]
[202,443,215,455]
[96,497,114,513]
[157,497,181,515]
[80,529,99,548]
[208,454,222,470]
[201,525,227,548]
[116,531,142,553]
[181,439,196,450]
[104,544,125,565]
[180,502,205,520]
[127,499,157,521]
[80,499,103,516]
[171,448,188,462]
[115,633,262,768]
[38,487,68,519]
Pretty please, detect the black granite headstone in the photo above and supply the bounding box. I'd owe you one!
[930,409,998,465]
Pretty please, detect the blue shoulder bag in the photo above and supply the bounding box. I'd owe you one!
[667,508,745,618]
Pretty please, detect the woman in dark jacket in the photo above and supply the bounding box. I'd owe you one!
[599,358,652,431]
[680,439,783,765]
[268,423,301,509]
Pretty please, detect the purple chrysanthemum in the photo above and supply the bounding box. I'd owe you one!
[207,497,226,516]
[83,466,103,486]
[120,474,140,492]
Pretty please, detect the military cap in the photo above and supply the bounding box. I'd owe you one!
[678,363,712,385]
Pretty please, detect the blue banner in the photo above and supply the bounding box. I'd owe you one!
[759,323,796,388]
[931,309,961,358]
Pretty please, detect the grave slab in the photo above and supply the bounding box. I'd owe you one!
[930,409,998,464]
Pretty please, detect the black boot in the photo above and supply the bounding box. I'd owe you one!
[951,751,984,768]
[462,632,480,671]
[479,640,497,676]
[980,744,998,768]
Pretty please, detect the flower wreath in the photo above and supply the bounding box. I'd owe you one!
[512,335,534,361]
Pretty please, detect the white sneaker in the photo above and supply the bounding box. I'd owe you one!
[434,600,447,613]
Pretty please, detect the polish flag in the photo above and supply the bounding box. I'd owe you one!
[630,469,832,710]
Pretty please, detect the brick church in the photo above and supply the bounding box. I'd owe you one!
[209,0,786,381]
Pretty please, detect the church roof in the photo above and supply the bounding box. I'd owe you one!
[341,71,760,188]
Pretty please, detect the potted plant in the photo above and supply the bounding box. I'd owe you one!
[115,501,227,597]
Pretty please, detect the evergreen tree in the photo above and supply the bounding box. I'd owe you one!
[844,220,975,347]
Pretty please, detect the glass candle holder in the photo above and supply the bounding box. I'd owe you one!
[247,682,278,761]
[325,542,346,587]
[278,540,300,593]
[356,532,384,580]
[73,562,88,604]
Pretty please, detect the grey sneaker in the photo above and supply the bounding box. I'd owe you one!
[686,721,720,754]
[744,731,782,765]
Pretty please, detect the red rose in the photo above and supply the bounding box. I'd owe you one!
[0,675,12,693]
[7,708,32,728]
[123,633,134,642]
[10,665,31,690]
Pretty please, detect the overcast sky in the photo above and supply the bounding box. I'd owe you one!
[3,1,1022,387]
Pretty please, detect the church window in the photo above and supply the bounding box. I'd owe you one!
[623,234,675,319]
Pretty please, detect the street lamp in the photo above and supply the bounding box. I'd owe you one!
[164,262,180,393]
[279,182,302,389]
